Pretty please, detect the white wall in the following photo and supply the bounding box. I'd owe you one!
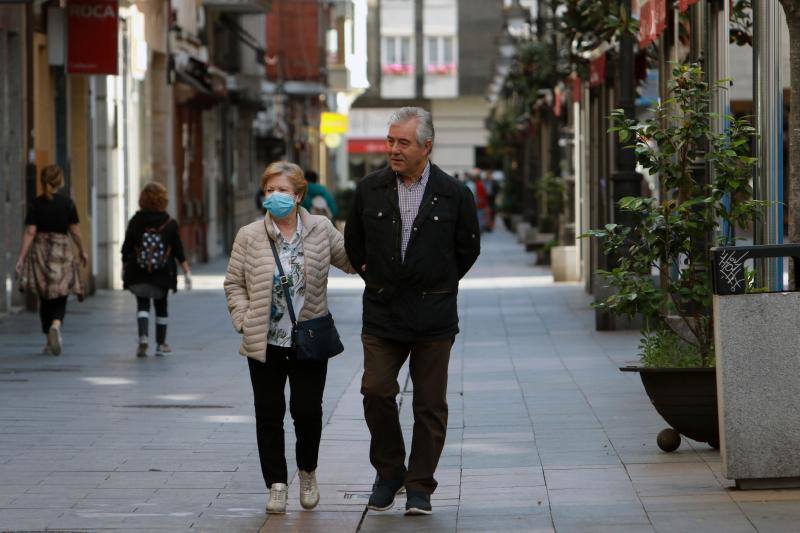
[380,0,415,98]
[430,96,489,175]
[239,15,266,77]
[728,21,790,103]
[423,0,457,98]
[349,107,393,138]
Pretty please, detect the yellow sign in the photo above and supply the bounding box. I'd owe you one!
[320,112,348,135]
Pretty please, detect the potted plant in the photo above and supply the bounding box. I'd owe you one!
[584,63,764,452]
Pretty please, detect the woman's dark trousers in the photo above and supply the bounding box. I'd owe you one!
[39,296,67,333]
[247,346,328,488]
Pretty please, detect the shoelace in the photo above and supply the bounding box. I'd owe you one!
[270,487,286,502]
[300,475,314,493]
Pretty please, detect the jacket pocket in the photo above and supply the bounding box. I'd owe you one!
[408,289,457,334]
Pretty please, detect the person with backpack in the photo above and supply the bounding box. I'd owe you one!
[301,170,338,219]
[121,182,191,357]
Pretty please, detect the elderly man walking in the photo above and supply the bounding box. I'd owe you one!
[345,107,480,515]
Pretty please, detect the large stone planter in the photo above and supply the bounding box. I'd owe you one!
[714,291,800,489]
[620,366,719,452]
[550,245,579,282]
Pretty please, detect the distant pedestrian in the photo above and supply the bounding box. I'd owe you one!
[121,182,191,357]
[301,170,338,219]
[344,107,480,516]
[15,165,87,356]
[224,161,355,515]
[473,174,491,232]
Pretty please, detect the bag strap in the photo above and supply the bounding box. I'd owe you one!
[268,234,298,328]
[143,218,171,235]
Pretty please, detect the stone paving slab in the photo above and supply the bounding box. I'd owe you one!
[3,229,800,532]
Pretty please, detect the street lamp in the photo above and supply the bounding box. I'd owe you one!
[498,31,516,60]
[505,0,531,40]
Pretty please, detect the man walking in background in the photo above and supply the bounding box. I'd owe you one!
[345,107,480,516]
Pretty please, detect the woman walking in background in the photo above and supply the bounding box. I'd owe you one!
[121,182,191,357]
[15,165,87,356]
[224,161,354,514]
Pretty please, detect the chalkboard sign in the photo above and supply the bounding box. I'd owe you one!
[711,244,800,295]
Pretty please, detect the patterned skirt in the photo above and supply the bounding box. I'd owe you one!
[19,232,84,300]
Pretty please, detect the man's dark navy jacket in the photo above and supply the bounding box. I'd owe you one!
[344,163,480,341]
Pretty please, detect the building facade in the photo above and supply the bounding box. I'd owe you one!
[349,0,503,180]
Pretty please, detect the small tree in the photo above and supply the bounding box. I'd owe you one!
[585,64,764,367]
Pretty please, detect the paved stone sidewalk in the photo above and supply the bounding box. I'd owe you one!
[2,229,800,532]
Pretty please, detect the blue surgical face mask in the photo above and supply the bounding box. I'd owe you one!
[262,192,296,219]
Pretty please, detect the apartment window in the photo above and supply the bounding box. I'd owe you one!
[382,36,413,75]
[399,37,410,64]
[425,36,456,75]
[427,36,438,65]
[443,36,453,64]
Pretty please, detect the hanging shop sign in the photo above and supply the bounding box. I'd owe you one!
[639,0,667,48]
[570,74,582,104]
[348,139,386,154]
[67,0,119,74]
[320,112,349,135]
[589,54,606,87]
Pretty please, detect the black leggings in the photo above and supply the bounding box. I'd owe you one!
[136,296,168,344]
[39,296,67,334]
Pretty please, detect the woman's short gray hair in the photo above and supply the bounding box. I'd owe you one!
[388,107,435,147]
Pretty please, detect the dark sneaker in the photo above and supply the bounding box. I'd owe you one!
[136,337,148,358]
[405,491,432,516]
[367,477,404,511]
[155,343,171,356]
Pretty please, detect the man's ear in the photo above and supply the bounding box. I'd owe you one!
[424,140,433,156]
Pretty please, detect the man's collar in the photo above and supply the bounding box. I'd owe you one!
[396,160,431,187]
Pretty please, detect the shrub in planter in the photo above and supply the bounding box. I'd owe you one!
[585,63,765,450]
[588,63,763,363]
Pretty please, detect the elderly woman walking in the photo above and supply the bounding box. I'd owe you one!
[15,165,87,355]
[121,182,191,357]
[224,161,354,514]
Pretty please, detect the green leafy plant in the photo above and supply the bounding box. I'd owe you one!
[534,172,565,234]
[639,329,711,368]
[584,63,765,367]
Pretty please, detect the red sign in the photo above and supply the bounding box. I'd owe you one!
[570,74,582,104]
[679,0,699,12]
[67,0,118,74]
[639,0,667,48]
[348,139,386,154]
[589,54,606,87]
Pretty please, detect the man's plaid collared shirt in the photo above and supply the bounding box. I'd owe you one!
[397,161,431,260]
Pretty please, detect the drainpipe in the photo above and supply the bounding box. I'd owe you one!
[753,0,784,291]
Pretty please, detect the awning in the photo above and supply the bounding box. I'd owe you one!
[639,0,667,48]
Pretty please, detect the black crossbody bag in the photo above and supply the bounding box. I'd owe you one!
[268,236,344,362]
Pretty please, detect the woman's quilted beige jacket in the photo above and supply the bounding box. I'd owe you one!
[224,208,355,362]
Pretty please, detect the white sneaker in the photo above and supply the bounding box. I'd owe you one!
[48,325,62,356]
[298,469,320,510]
[266,482,288,514]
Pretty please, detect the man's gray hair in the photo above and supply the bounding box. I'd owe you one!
[388,107,435,147]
